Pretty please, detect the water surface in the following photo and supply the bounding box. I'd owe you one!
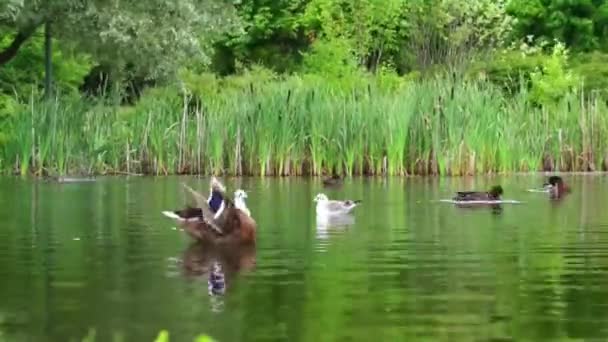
[1,175,608,341]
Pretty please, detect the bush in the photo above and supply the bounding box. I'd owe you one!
[528,42,580,106]
[467,50,545,93]
[0,30,92,99]
[571,52,608,97]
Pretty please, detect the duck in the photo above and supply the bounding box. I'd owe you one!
[322,174,343,187]
[162,179,257,245]
[313,193,361,217]
[452,185,504,202]
[42,175,96,183]
[233,189,251,217]
[543,176,571,199]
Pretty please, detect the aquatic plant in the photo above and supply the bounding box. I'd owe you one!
[154,330,215,342]
[2,72,608,176]
[71,328,216,342]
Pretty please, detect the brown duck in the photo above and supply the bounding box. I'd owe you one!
[322,174,343,187]
[543,176,571,199]
[163,178,257,246]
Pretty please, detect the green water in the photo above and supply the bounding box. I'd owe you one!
[1,175,608,341]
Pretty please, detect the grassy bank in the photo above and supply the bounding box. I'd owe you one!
[2,72,608,177]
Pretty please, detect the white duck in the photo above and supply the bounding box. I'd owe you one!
[313,193,361,217]
[234,189,251,217]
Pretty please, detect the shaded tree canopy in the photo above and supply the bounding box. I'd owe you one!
[1,0,240,78]
[507,0,608,51]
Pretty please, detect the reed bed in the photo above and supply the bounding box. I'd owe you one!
[2,74,608,176]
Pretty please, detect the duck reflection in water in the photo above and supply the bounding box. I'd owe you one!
[180,241,256,295]
[315,212,357,240]
[452,202,504,215]
[452,201,504,215]
[208,262,226,296]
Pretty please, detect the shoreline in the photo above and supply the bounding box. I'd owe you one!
[13,170,608,180]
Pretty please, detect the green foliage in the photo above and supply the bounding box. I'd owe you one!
[300,0,409,71]
[467,50,542,93]
[300,38,359,77]
[2,0,239,78]
[211,0,309,73]
[3,0,608,177]
[55,329,218,342]
[3,70,608,176]
[154,330,169,342]
[0,0,22,22]
[529,42,579,106]
[571,52,608,96]
[0,30,92,97]
[404,0,513,70]
[506,0,608,51]
[136,330,217,342]
[468,40,608,102]
[214,0,514,74]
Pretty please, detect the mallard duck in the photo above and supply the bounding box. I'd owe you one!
[234,189,251,217]
[452,185,503,202]
[162,179,257,245]
[313,193,361,217]
[543,176,571,199]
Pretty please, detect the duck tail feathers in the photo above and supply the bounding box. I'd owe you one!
[162,211,184,221]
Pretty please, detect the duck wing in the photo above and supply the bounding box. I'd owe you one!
[181,183,225,234]
[454,191,488,201]
[182,183,208,208]
[324,199,360,213]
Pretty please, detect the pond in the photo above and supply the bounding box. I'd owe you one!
[1,175,608,341]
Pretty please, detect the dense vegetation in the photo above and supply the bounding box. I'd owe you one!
[2,0,608,176]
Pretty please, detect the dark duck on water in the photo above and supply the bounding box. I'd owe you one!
[543,176,571,199]
[452,185,504,202]
[162,177,257,245]
[322,174,343,188]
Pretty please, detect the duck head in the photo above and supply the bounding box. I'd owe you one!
[488,185,503,199]
[210,177,226,193]
[314,193,329,202]
[543,175,570,197]
[234,189,248,200]
[233,189,252,217]
[543,175,563,188]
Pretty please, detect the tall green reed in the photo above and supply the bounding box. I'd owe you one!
[3,73,608,176]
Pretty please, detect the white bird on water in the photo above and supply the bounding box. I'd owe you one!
[234,189,251,217]
[313,193,361,217]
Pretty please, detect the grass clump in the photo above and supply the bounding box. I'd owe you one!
[2,71,608,177]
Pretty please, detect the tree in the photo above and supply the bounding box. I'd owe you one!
[298,0,512,73]
[403,0,513,70]
[507,0,608,52]
[211,0,310,74]
[0,0,239,78]
[299,0,410,72]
